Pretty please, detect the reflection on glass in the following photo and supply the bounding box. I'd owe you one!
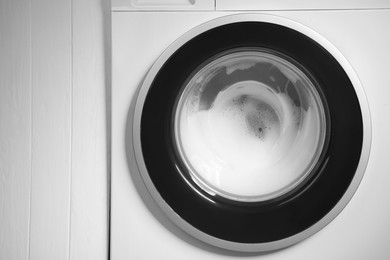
[174,49,327,202]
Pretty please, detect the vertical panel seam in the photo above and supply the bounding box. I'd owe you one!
[68,0,74,258]
[107,4,112,259]
[27,0,33,258]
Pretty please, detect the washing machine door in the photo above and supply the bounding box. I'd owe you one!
[133,14,371,252]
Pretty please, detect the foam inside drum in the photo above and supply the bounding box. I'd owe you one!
[174,49,327,202]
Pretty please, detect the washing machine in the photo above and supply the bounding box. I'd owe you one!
[111,1,390,259]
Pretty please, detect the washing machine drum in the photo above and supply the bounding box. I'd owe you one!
[133,15,370,252]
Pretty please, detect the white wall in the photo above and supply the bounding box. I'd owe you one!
[0,0,110,259]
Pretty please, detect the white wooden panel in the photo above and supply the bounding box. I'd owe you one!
[69,0,109,259]
[0,1,31,259]
[29,0,72,259]
[216,0,390,10]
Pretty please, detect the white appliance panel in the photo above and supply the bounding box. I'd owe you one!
[112,9,390,259]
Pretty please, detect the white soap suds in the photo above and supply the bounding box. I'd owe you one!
[178,80,322,199]
[226,62,257,75]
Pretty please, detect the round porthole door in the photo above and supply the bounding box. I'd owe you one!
[133,14,371,252]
